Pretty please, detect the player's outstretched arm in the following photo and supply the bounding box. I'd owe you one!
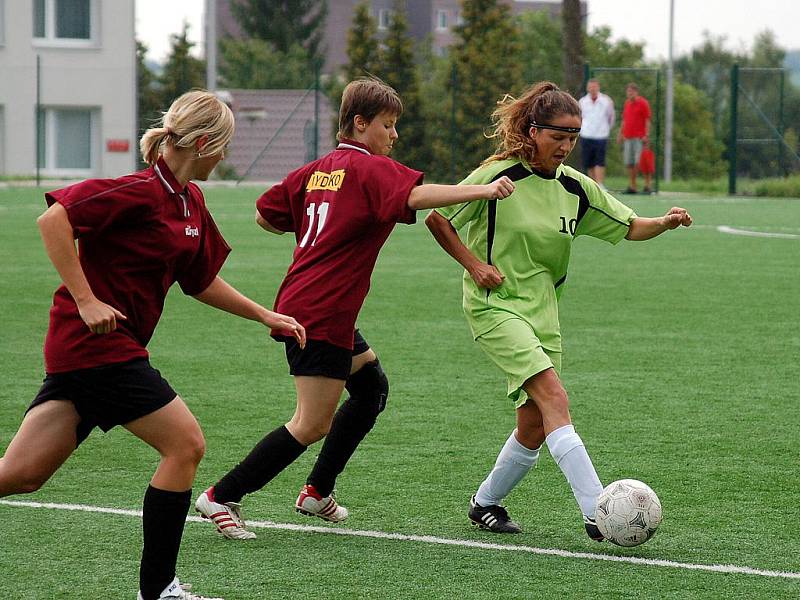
[407,176,515,210]
[193,276,306,347]
[425,211,505,289]
[626,206,693,241]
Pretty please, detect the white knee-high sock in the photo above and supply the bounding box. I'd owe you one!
[474,430,540,507]
[545,424,603,518]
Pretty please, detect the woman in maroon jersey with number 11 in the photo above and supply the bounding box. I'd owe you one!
[195,77,515,538]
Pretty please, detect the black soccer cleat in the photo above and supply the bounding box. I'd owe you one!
[468,495,522,533]
[583,515,605,542]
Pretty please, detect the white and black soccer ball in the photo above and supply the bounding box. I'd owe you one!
[595,479,662,547]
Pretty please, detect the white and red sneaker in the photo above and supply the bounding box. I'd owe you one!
[194,487,256,540]
[295,484,349,522]
[137,576,224,599]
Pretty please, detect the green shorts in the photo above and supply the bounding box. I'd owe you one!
[475,318,562,408]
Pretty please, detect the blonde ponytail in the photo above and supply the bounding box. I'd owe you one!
[139,90,234,166]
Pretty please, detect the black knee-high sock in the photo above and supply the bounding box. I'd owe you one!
[214,425,306,504]
[139,485,191,600]
[307,362,388,497]
[306,399,369,497]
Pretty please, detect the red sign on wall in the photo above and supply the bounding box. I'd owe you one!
[106,139,130,152]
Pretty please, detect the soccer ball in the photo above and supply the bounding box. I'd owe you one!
[595,479,662,547]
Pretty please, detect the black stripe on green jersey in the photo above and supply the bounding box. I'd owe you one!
[486,163,535,265]
[556,173,591,232]
[558,173,631,227]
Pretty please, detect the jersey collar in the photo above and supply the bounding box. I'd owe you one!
[336,139,371,155]
[154,157,189,194]
[523,160,561,180]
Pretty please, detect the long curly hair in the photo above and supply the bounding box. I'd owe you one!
[484,81,580,166]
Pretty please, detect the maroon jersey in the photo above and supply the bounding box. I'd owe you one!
[43,157,231,373]
[256,140,423,349]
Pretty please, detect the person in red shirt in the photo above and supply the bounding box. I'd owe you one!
[0,91,304,600]
[617,83,652,194]
[195,77,515,539]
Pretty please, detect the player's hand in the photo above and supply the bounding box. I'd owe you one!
[485,176,515,200]
[264,311,306,348]
[662,206,692,230]
[468,262,505,289]
[77,297,127,334]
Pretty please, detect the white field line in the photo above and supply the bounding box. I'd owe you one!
[716,225,800,239]
[1,499,799,581]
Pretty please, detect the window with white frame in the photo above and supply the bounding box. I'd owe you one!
[436,10,448,31]
[34,0,95,42]
[378,8,392,30]
[37,107,96,173]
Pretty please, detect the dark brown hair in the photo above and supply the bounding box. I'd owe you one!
[337,77,403,141]
[484,81,580,165]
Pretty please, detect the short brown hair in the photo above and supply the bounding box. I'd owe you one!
[337,78,403,141]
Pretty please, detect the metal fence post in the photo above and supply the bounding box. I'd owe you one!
[728,64,739,195]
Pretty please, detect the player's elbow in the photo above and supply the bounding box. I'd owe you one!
[255,212,283,235]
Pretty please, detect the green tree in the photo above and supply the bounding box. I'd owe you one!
[345,3,382,81]
[230,0,327,62]
[136,39,162,149]
[380,2,429,170]
[518,11,562,84]
[219,39,315,88]
[669,82,726,178]
[158,22,206,107]
[442,0,523,180]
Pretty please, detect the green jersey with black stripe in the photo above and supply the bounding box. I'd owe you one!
[435,158,636,353]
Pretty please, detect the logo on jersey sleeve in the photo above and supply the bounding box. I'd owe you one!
[185,225,199,237]
[306,169,346,192]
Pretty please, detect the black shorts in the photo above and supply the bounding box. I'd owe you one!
[281,329,371,380]
[28,358,177,445]
[581,137,608,169]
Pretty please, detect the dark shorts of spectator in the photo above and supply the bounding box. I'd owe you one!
[28,358,178,446]
[581,137,608,170]
[280,329,371,380]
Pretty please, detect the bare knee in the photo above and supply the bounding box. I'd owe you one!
[287,416,331,445]
[163,432,206,467]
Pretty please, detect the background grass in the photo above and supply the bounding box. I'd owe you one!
[1,187,799,599]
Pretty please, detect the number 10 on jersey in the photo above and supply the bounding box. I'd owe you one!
[299,202,330,247]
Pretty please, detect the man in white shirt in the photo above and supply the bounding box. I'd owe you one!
[578,79,615,187]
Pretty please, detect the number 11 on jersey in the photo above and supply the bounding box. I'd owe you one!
[299,202,330,247]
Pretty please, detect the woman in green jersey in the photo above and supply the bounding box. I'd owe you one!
[426,81,691,539]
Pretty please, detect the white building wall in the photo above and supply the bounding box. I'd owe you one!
[0,0,136,177]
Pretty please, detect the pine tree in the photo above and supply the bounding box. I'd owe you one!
[445,0,523,178]
[230,0,326,63]
[345,3,382,81]
[380,1,428,170]
[158,22,206,107]
[136,40,162,136]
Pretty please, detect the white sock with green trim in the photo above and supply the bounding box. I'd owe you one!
[545,423,603,518]
[474,430,540,507]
